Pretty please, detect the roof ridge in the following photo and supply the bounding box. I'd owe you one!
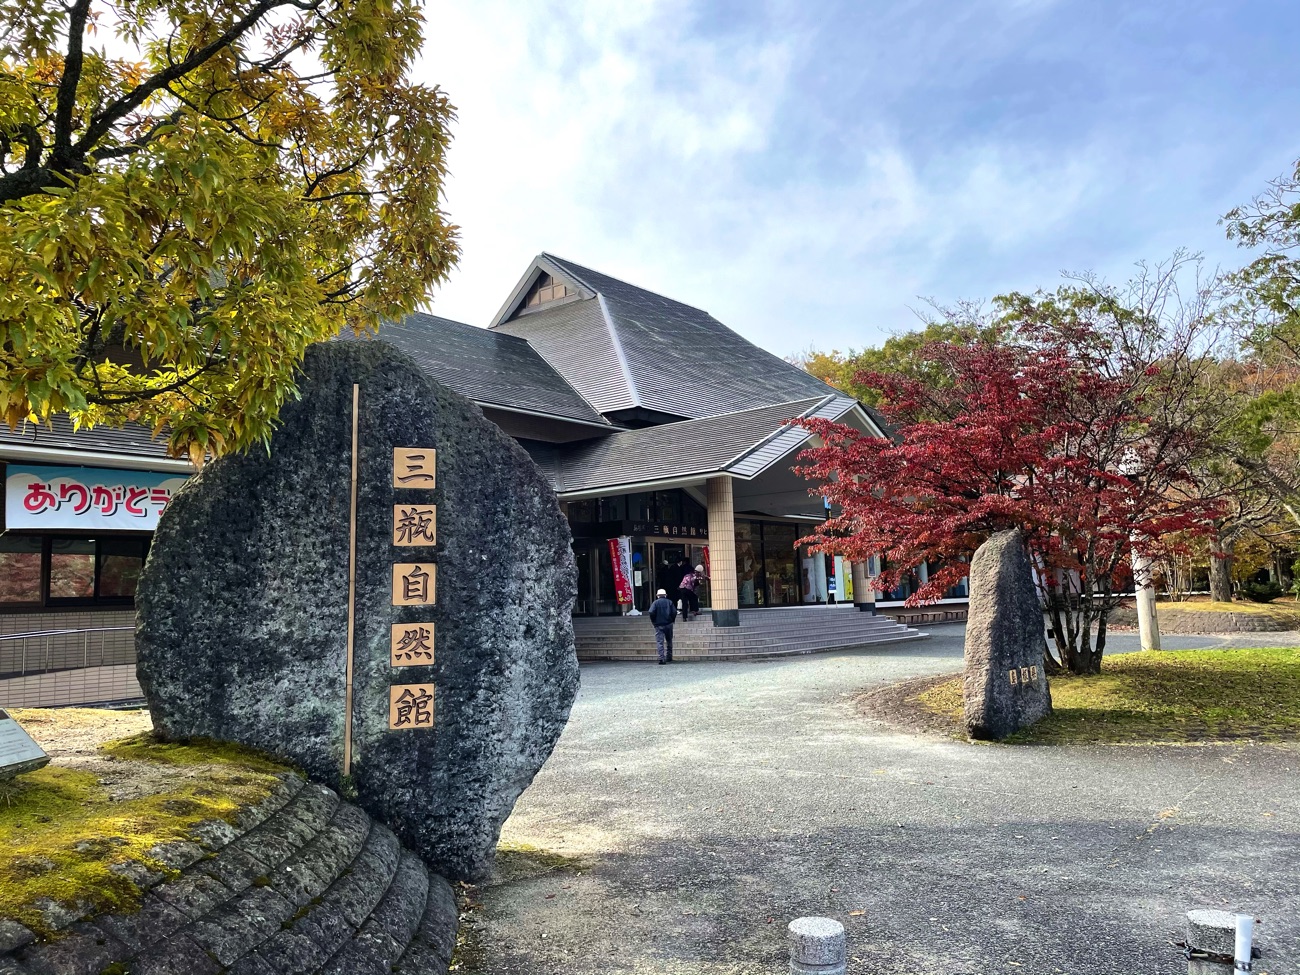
[719,395,835,470]
[692,395,828,422]
[596,292,641,409]
[542,253,706,313]
[402,311,535,346]
[539,253,599,294]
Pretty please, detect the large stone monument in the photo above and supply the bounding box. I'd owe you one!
[963,528,1052,740]
[136,341,580,881]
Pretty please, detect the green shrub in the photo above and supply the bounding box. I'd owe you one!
[1240,580,1285,603]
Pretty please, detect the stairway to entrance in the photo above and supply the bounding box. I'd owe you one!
[573,605,926,661]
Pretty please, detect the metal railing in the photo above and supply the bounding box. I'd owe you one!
[0,626,136,679]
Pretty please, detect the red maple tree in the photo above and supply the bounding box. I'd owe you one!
[798,310,1226,674]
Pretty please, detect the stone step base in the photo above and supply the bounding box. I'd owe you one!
[1,775,458,975]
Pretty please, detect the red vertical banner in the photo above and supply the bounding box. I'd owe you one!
[702,545,711,578]
[608,537,633,606]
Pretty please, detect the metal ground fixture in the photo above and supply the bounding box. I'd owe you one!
[789,916,846,975]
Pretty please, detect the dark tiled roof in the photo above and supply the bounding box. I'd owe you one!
[536,394,857,494]
[0,415,172,459]
[348,313,609,426]
[494,254,843,420]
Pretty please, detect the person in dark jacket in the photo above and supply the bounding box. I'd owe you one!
[660,558,686,607]
[647,588,677,664]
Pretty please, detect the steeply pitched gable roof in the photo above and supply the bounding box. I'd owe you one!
[491,254,843,420]
[349,313,609,427]
[535,393,860,495]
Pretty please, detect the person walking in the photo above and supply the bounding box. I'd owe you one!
[648,588,677,664]
[678,563,702,620]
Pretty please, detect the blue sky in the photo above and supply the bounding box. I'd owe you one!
[417,0,1300,358]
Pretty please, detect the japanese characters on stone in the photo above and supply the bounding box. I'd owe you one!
[391,623,435,667]
[393,504,437,546]
[389,447,438,730]
[388,684,435,729]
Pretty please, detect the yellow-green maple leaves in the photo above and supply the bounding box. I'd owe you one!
[0,0,459,461]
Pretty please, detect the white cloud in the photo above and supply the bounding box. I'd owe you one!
[411,0,1255,357]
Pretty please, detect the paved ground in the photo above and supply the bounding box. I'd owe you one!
[469,625,1300,975]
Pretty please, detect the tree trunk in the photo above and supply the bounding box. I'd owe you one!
[1209,532,1234,603]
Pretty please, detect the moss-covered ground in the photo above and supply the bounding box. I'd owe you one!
[915,647,1300,744]
[0,719,292,936]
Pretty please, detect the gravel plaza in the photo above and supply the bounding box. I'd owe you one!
[468,624,1300,975]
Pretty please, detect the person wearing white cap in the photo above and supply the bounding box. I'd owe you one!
[678,563,704,620]
[647,587,678,664]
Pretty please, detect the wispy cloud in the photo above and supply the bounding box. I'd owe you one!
[416,0,1300,355]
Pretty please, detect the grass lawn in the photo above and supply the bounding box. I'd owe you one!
[916,647,1300,744]
[1162,597,1300,616]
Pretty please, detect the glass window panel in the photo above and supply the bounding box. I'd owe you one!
[736,521,760,607]
[98,538,146,599]
[762,524,799,606]
[0,536,42,604]
[631,493,652,520]
[49,538,95,599]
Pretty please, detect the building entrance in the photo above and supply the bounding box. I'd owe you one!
[649,540,709,613]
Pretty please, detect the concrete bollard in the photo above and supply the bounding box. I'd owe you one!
[789,916,846,975]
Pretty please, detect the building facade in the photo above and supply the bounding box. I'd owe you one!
[0,253,959,646]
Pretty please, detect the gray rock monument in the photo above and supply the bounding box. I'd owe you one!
[136,341,580,880]
[963,528,1052,740]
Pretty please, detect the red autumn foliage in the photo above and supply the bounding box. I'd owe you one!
[797,324,1227,673]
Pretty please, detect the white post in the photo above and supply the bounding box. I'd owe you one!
[1234,914,1254,974]
[1132,545,1161,652]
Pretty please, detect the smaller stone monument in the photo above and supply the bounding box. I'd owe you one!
[963,528,1052,740]
[0,709,49,780]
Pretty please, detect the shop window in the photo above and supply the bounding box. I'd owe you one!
[736,521,760,607]
[0,536,41,604]
[762,523,799,606]
[99,537,146,599]
[0,535,148,608]
[49,538,96,599]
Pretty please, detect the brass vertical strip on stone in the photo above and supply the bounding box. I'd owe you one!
[343,383,359,777]
[706,476,740,627]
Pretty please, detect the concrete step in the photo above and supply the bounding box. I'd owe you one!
[577,630,930,661]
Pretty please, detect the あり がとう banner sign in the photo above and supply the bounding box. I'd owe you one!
[4,464,189,531]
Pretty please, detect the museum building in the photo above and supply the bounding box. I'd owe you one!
[1,254,958,688]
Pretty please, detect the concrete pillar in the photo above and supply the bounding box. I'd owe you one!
[1132,547,1162,652]
[851,560,876,614]
[707,476,740,627]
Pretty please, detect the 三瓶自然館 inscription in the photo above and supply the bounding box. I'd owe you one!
[393,563,436,606]
[393,505,436,546]
[391,623,435,666]
[389,684,435,729]
[392,448,436,488]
